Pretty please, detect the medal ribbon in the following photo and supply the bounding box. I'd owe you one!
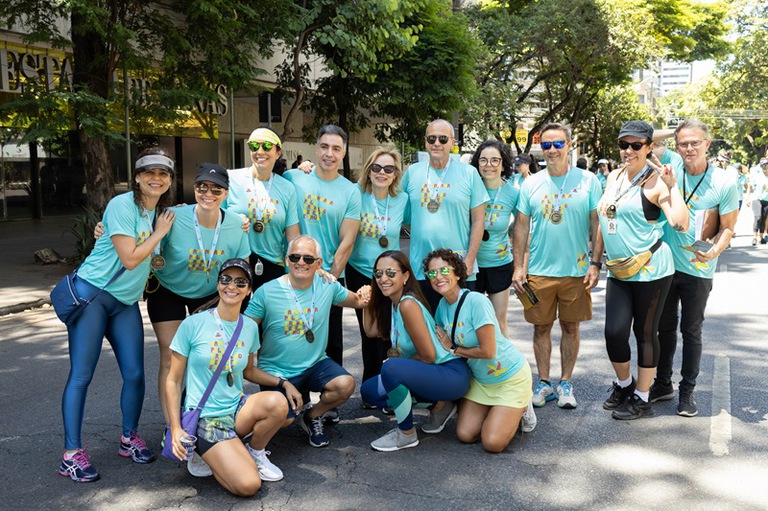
[212,309,236,374]
[549,168,574,214]
[193,205,223,280]
[426,161,450,204]
[390,302,400,350]
[279,276,316,335]
[370,194,390,238]
[683,167,709,205]
[610,165,655,209]
[250,171,274,222]
[484,182,504,230]
[143,208,160,257]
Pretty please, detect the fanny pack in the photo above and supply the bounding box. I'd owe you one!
[605,239,662,280]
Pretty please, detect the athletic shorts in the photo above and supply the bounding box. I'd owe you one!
[145,279,217,323]
[523,275,592,325]
[475,262,513,295]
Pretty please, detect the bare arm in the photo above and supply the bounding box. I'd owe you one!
[451,324,496,359]
[336,285,371,309]
[463,204,486,278]
[330,218,360,278]
[111,209,175,270]
[584,210,602,290]
[362,304,382,338]
[695,210,737,263]
[400,299,436,364]
[243,354,303,414]
[165,351,189,461]
[511,212,531,293]
[648,158,689,232]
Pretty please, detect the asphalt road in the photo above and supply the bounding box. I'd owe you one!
[1,219,766,510]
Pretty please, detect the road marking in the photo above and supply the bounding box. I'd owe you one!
[709,353,731,457]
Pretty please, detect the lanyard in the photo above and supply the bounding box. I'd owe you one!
[683,168,709,205]
[212,309,236,373]
[484,182,504,229]
[612,166,654,206]
[426,162,450,202]
[193,205,222,280]
[549,168,574,212]
[370,193,390,237]
[249,171,274,222]
[280,276,316,333]
[390,302,399,350]
[143,209,160,256]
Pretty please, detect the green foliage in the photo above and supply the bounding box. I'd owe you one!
[69,206,104,264]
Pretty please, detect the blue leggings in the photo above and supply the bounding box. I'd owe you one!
[62,277,145,450]
[360,358,470,430]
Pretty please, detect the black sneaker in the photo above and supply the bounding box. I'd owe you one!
[612,394,654,420]
[677,388,698,417]
[321,407,340,424]
[300,412,330,447]
[649,380,675,403]
[603,378,636,410]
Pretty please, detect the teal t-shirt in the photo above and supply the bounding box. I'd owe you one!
[662,163,739,279]
[511,173,525,190]
[170,310,260,418]
[78,192,153,305]
[284,169,362,276]
[477,181,518,268]
[154,205,250,298]
[245,274,349,378]
[597,172,607,191]
[597,173,674,282]
[348,187,410,277]
[224,167,299,265]
[434,291,526,385]
[401,159,489,280]
[391,295,457,364]
[517,167,602,277]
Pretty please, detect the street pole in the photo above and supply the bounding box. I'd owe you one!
[123,62,131,183]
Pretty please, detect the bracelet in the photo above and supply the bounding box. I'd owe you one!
[589,261,603,270]
[449,345,458,356]
[277,378,286,389]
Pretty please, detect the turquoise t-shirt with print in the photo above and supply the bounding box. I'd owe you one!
[246,274,349,379]
[401,159,489,280]
[78,192,153,305]
[348,187,410,277]
[224,167,299,265]
[284,169,362,277]
[434,291,526,385]
[477,181,518,268]
[170,310,259,418]
[662,163,739,279]
[516,167,602,277]
[391,295,457,364]
[597,172,674,282]
[154,205,250,299]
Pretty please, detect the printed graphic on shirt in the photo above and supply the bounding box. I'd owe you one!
[137,230,150,246]
[302,194,333,221]
[188,248,225,272]
[487,361,508,378]
[419,183,449,208]
[208,332,247,372]
[493,243,510,259]
[359,212,391,238]
[245,195,278,223]
[576,252,588,271]
[484,202,504,226]
[540,191,573,221]
[284,306,319,336]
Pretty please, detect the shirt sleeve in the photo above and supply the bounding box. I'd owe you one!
[588,173,603,210]
[331,281,350,305]
[169,318,193,356]
[244,287,266,320]
[344,184,362,220]
[284,184,300,227]
[516,179,533,217]
[108,195,141,238]
[469,167,490,209]
[719,172,740,215]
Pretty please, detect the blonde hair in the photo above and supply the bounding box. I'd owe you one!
[357,146,403,197]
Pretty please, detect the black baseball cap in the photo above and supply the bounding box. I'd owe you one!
[219,258,255,290]
[195,163,229,189]
[513,154,532,166]
[618,120,654,141]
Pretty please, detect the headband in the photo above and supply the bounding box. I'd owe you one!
[248,128,282,147]
[135,155,175,173]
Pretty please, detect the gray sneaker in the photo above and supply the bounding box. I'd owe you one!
[521,401,537,433]
[371,428,419,452]
[187,452,212,477]
[420,402,457,434]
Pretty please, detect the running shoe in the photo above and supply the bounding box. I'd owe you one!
[300,412,330,448]
[247,447,283,481]
[420,402,457,434]
[187,452,212,477]
[521,401,537,433]
[532,380,556,407]
[649,380,675,403]
[371,428,419,452]
[612,394,654,420]
[58,449,100,483]
[604,378,636,410]
[556,380,578,409]
[677,388,698,417]
[321,407,340,424]
[118,430,156,463]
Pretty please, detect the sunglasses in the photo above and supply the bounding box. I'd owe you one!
[194,183,225,196]
[478,157,502,167]
[218,275,249,288]
[287,253,319,265]
[248,141,275,152]
[540,140,566,150]
[370,164,397,174]
[426,266,452,280]
[373,268,401,279]
[618,140,647,151]
[426,135,451,145]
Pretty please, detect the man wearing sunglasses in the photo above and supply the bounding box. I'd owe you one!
[244,236,371,448]
[284,125,362,371]
[651,119,739,417]
[512,123,603,411]
[401,118,489,311]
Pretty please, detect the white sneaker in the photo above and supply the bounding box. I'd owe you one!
[521,401,537,433]
[248,447,283,482]
[187,452,212,477]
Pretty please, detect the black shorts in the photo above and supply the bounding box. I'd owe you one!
[475,262,513,295]
[145,280,217,323]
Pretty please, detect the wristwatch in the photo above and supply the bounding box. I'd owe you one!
[449,345,458,356]
[589,261,603,270]
[277,378,286,389]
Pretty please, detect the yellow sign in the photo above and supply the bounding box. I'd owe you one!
[515,129,528,145]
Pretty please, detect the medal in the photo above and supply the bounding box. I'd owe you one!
[550,211,563,224]
[254,260,264,276]
[427,200,440,213]
[482,230,490,241]
[606,204,617,219]
[379,237,389,248]
[386,347,402,358]
[226,372,234,387]
[150,254,166,270]
[305,329,315,343]
[253,220,265,233]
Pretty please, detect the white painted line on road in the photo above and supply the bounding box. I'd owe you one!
[709,353,732,457]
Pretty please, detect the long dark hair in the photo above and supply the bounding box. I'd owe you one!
[470,139,514,180]
[132,146,175,212]
[368,250,430,341]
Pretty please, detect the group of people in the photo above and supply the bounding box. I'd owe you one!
[55,116,735,497]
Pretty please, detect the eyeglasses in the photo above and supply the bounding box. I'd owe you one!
[248,141,275,152]
[373,268,401,279]
[676,140,704,149]
[194,183,225,196]
[478,157,502,167]
[540,140,566,150]
[218,275,249,288]
[426,135,451,145]
[370,164,397,174]
[287,253,319,265]
[426,266,452,280]
[618,140,647,151]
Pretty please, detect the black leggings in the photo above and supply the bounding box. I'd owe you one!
[758,200,768,233]
[604,275,673,368]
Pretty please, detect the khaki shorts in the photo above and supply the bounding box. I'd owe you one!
[522,275,592,325]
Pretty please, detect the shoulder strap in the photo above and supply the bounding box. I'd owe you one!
[195,315,244,411]
[450,290,471,345]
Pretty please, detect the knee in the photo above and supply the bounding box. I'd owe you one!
[230,476,261,497]
[560,321,579,336]
[481,430,513,453]
[533,324,552,337]
[265,392,289,417]
[455,424,479,445]
[334,376,355,399]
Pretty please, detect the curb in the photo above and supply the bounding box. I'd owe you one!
[0,298,50,317]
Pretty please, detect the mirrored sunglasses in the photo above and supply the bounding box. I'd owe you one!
[426,266,452,280]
